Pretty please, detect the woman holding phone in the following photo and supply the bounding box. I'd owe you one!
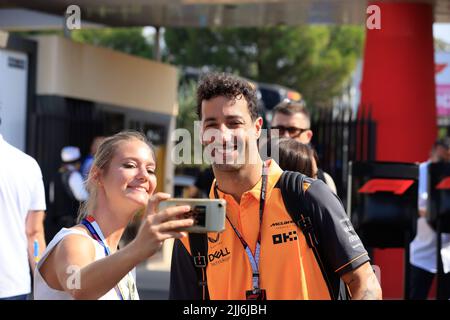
[34,131,194,300]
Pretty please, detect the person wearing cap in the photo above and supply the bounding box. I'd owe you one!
[48,146,88,239]
[60,146,89,202]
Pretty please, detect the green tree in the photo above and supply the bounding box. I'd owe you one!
[175,79,204,169]
[435,38,450,52]
[164,26,365,108]
[71,27,154,59]
[177,80,198,135]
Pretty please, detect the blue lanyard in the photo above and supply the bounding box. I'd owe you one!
[81,216,134,300]
[81,217,110,256]
[213,161,268,290]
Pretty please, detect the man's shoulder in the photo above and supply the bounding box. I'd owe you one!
[303,177,338,203]
[277,171,338,209]
[21,153,42,174]
[273,171,326,215]
[322,171,333,181]
[275,170,322,192]
[2,140,41,171]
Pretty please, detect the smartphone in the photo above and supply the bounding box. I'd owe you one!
[158,198,226,233]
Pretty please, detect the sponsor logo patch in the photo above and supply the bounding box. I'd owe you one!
[272,230,298,245]
[269,220,295,228]
[209,247,231,263]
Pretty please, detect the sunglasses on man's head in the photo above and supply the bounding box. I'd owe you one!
[270,125,310,138]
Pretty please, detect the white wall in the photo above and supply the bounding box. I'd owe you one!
[0,48,28,151]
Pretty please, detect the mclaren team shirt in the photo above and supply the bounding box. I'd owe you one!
[169,160,369,300]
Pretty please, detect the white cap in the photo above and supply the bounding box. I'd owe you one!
[61,146,81,162]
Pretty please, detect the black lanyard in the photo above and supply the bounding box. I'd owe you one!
[213,161,268,290]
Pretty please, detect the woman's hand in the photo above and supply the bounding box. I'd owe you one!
[130,193,194,261]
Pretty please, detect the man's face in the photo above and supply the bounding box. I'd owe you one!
[271,112,312,144]
[200,95,262,172]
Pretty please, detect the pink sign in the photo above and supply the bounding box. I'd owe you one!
[436,53,450,117]
[437,84,450,116]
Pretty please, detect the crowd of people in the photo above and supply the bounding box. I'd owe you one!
[0,72,448,300]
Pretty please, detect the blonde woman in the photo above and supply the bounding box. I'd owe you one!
[34,131,193,300]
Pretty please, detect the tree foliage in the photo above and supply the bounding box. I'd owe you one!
[68,25,364,110]
[164,26,365,107]
[435,38,450,52]
[177,80,198,135]
[71,27,154,59]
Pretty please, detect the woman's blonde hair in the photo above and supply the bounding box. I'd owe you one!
[77,130,155,222]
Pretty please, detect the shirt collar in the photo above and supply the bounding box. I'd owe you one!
[209,159,283,201]
[247,159,283,200]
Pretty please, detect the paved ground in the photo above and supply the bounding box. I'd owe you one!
[135,266,170,300]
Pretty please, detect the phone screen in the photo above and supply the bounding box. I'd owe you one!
[159,199,226,233]
[184,205,206,227]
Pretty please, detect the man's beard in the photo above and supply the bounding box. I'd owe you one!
[213,162,246,172]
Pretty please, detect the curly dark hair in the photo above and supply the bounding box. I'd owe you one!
[196,72,259,120]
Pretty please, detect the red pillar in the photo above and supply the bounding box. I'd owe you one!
[360,2,437,299]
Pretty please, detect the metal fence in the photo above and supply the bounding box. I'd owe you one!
[29,96,111,241]
[310,104,377,203]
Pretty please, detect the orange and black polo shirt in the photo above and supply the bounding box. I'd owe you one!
[169,160,369,300]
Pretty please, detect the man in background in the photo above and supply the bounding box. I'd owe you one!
[270,100,337,194]
[0,128,46,300]
[410,139,450,299]
[48,146,88,239]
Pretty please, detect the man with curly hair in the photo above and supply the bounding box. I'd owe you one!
[169,72,382,300]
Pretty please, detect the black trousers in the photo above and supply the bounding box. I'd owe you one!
[410,264,450,300]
